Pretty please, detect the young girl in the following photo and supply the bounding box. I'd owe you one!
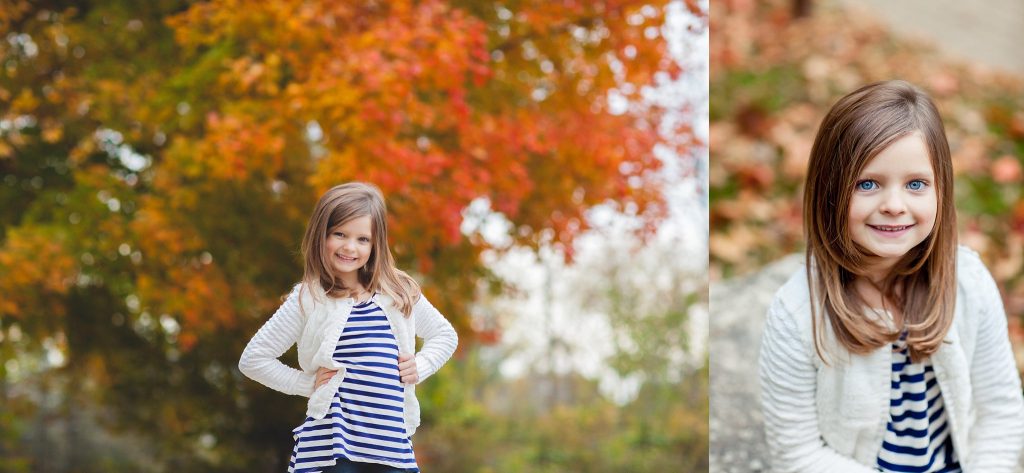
[759,80,1024,472]
[239,182,458,473]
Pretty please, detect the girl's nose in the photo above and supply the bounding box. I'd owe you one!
[879,190,907,215]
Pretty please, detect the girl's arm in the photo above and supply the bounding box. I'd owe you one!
[964,259,1024,471]
[238,285,317,397]
[411,295,458,383]
[759,298,876,473]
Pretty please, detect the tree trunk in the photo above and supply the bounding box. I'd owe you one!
[793,0,813,18]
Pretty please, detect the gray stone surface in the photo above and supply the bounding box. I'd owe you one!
[833,0,1024,76]
[710,254,803,473]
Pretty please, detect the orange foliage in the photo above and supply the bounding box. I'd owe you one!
[1,0,695,350]
[0,226,77,319]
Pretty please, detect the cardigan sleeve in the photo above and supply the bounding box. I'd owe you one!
[962,254,1024,471]
[238,285,317,397]
[759,296,877,473]
[411,295,458,383]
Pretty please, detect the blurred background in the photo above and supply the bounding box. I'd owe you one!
[0,0,708,471]
[710,0,1024,470]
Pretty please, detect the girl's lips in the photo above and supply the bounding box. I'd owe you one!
[336,254,357,262]
[868,223,914,237]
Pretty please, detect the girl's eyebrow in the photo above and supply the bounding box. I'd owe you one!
[855,170,935,180]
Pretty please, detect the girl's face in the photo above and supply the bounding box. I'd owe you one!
[847,132,937,276]
[325,215,374,283]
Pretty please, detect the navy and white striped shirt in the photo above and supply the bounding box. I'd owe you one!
[875,335,961,473]
[288,300,419,473]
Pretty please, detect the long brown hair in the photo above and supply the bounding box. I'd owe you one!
[803,80,956,363]
[300,182,420,316]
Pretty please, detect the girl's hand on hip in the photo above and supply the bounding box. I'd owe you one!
[398,353,418,384]
[315,367,338,389]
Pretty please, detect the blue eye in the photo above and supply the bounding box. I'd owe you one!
[907,180,926,191]
[856,180,877,191]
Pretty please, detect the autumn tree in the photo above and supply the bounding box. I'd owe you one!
[0,0,700,470]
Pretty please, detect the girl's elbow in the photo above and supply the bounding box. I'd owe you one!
[238,353,253,378]
[445,329,459,359]
[237,346,260,379]
[432,321,458,353]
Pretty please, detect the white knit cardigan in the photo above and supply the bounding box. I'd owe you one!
[238,283,458,436]
[759,246,1024,472]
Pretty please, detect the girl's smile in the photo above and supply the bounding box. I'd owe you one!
[866,223,915,237]
[848,131,937,275]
